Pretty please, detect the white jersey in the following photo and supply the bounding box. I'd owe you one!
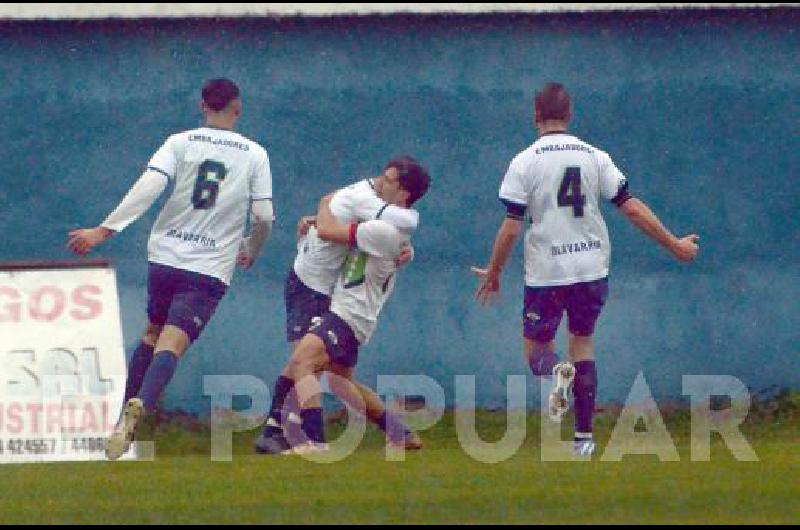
[499,132,628,287]
[146,127,272,285]
[293,179,418,295]
[330,220,407,344]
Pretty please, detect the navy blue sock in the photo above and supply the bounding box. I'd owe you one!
[124,342,154,402]
[529,350,559,377]
[137,350,179,412]
[376,411,409,443]
[573,360,598,438]
[300,408,325,444]
[263,376,295,436]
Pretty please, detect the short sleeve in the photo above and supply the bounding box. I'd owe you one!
[376,205,419,232]
[329,186,358,221]
[147,134,179,179]
[355,220,404,259]
[251,148,273,201]
[498,157,529,219]
[597,150,631,206]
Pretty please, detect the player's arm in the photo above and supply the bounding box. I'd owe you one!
[358,196,417,266]
[353,220,404,259]
[67,169,169,256]
[619,198,699,262]
[315,194,358,247]
[474,208,524,306]
[238,146,275,268]
[352,191,419,232]
[473,156,528,305]
[238,199,274,269]
[598,150,699,262]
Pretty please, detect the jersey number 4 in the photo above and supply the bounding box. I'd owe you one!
[557,166,586,217]
[192,160,227,209]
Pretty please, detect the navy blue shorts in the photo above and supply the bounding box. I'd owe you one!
[146,262,227,343]
[285,268,331,343]
[523,277,609,342]
[309,311,360,368]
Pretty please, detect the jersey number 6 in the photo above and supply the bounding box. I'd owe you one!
[192,160,227,210]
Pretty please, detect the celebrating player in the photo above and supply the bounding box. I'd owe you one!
[67,78,274,460]
[473,82,699,457]
[257,159,431,455]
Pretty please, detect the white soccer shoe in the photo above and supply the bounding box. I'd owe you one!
[285,441,330,456]
[573,439,596,458]
[105,398,145,461]
[548,362,576,422]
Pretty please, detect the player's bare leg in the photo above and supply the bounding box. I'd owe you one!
[568,333,597,457]
[280,334,332,454]
[328,364,422,451]
[568,333,594,363]
[256,337,327,455]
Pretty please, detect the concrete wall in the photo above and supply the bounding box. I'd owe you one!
[1,8,797,412]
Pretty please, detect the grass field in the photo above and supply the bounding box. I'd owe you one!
[1,397,797,524]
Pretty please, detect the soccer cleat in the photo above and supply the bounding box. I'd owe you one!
[285,441,330,455]
[387,430,423,451]
[106,397,145,460]
[548,361,576,422]
[255,417,293,455]
[573,438,596,458]
[254,431,292,455]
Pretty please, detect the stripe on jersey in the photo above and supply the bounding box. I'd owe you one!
[147,166,173,180]
[375,203,389,220]
[611,181,633,207]
[500,198,527,220]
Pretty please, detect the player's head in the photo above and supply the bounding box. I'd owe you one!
[201,78,242,122]
[379,156,431,208]
[534,82,572,126]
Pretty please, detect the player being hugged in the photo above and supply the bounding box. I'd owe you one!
[258,159,431,455]
[255,157,425,454]
[67,78,274,460]
[473,82,699,458]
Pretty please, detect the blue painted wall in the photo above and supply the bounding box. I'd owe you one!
[1,9,798,412]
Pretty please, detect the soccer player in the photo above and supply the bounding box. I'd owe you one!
[258,160,431,455]
[472,82,699,457]
[67,78,274,460]
[254,158,422,454]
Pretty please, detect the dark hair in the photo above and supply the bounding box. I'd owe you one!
[535,82,572,122]
[202,78,240,111]
[385,156,431,207]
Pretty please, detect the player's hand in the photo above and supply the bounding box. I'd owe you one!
[671,234,700,263]
[471,266,501,307]
[67,227,113,256]
[396,244,414,268]
[237,251,255,270]
[297,215,316,238]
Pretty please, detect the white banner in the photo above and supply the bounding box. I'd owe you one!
[0,262,130,463]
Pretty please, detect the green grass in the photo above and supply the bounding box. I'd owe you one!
[0,403,797,524]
